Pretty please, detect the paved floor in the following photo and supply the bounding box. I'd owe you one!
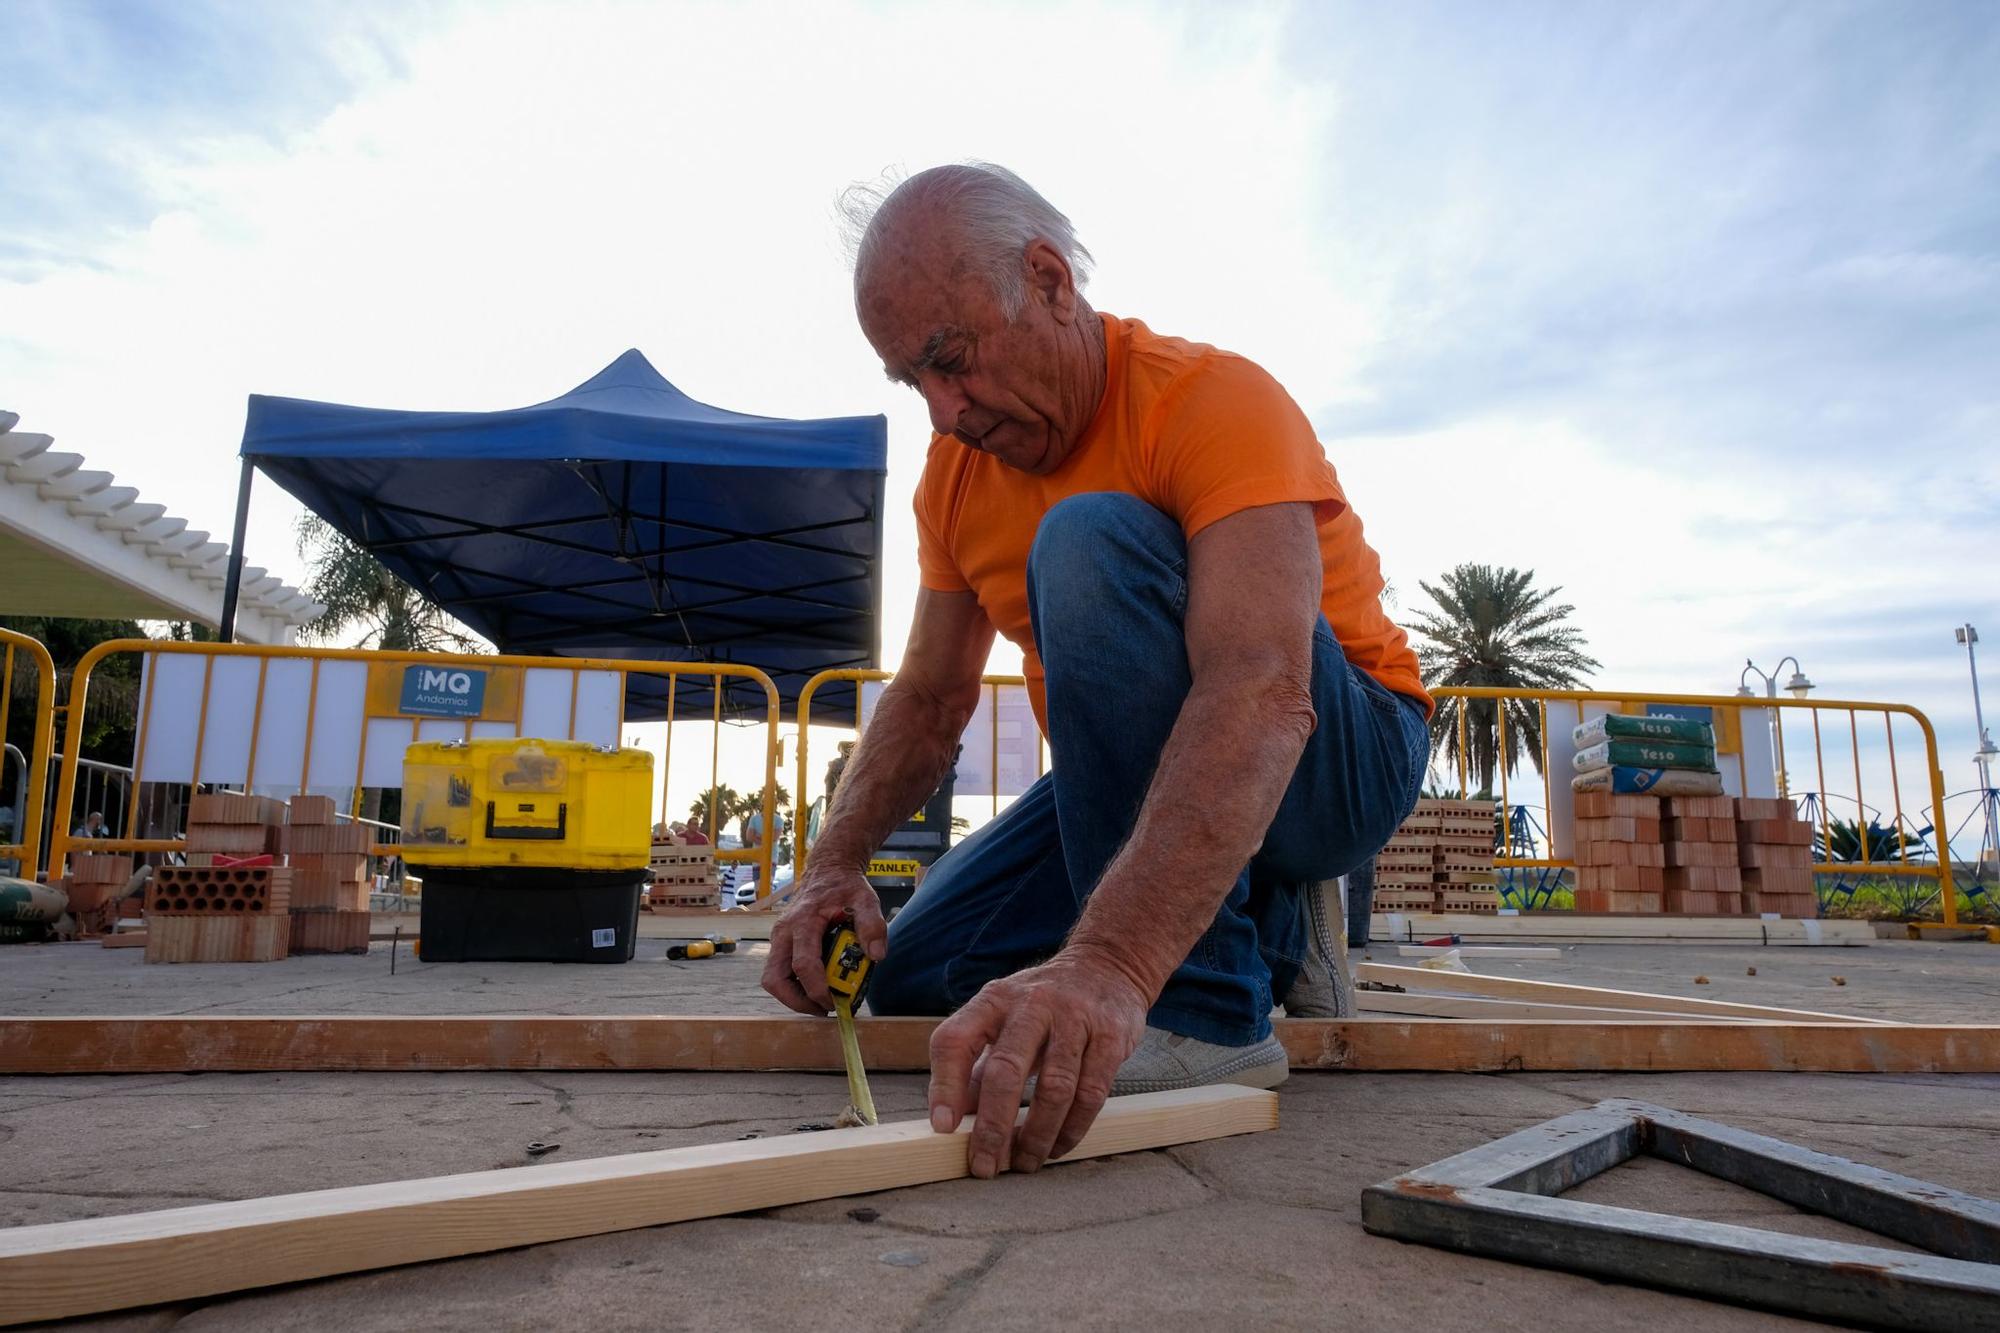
[4,935,1998,1330]
[9,934,1995,1023]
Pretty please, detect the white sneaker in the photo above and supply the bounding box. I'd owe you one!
[1281,878,1355,1018]
[1109,1025,1289,1095]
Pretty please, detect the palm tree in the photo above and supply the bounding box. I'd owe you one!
[688,782,790,836]
[295,515,483,653]
[1410,564,1600,795]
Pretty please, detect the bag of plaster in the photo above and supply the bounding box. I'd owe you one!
[1572,739,1717,773]
[1571,713,1714,749]
[1571,764,1725,796]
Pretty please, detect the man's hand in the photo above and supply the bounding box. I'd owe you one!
[927,950,1149,1178]
[761,863,887,1014]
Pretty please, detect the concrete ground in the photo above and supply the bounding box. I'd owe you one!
[4,935,1999,1330]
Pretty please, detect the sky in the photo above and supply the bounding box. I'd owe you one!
[4,0,1997,841]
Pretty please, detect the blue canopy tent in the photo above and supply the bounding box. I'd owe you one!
[222,350,888,722]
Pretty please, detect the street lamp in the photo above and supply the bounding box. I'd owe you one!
[1740,656,1813,700]
[1739,657,1813,797]
[1957,625,1996,795]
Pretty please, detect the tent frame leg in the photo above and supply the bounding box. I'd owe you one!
[217,458,256,643]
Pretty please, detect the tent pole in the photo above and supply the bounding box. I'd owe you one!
[217,458,256,644]
[868,474,886,668]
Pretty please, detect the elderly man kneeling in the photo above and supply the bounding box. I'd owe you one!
[764,163,1429,1179]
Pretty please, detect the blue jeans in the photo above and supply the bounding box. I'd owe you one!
[868,494,1428,1045]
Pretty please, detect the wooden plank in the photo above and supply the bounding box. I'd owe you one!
[1355,962,1885,1024]
[1355,991,1753,1023]
[0,1085,1277,1326]
[1369,912,1872,945]
[1393,945,1564,959]
[1276,1020,2000,1074]
[4,1016,1995,1075]
[99,932,147,949]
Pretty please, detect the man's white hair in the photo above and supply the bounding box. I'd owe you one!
[838,162,1094,317]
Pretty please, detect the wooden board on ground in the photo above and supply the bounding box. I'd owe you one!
[0,1086,1277,1326]
[1354,991,1759,1023]
[1275,1019,2000,1074]
[6,1016,1995,1077]
[1369,911,1872,945]
[1354,961,1884,1024]
[1393,945,1564,960]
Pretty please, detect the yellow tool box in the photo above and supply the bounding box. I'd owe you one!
[401,738,652,870]
[400,739,654,963]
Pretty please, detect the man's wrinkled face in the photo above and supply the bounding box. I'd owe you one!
[857,226,1080,476]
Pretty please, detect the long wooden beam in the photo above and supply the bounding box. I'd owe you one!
[1355,961,1887,1024]
[1276,1020,2000,1074]
[1353,991,1763,1024]
[0,1085,1277,1327]
[3,1016,1996,1074]
[1370,912,1873,945]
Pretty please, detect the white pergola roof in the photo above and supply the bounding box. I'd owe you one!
[0,410,321,645]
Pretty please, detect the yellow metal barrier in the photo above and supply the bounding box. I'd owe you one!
[50,640,783,894]
[0,629,56,880]
[792,668,1036,876]
[1433,686,1970,931]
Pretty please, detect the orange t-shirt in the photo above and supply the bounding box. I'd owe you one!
[913,314,1430,729]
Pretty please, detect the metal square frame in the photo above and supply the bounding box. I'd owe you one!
[1361,1099,2000,1330]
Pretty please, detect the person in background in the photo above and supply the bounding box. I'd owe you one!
[680,820,710,846]
[824,739,858,803]
[73,811,110,841]
[740,807,764,849]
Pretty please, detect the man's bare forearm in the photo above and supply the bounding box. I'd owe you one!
[814,681,972,872]
[1065,672,1316,998]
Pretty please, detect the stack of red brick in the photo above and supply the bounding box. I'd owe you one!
[1371,798,1500,913]
[140,793,374,962]
[280,795,373,954]
[1371,809,1443,911]
[647,842,719,910]
[1573,792,1817,915]
[1736,796,1818,916]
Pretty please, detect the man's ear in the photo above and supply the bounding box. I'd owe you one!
[1023,240,1078,323]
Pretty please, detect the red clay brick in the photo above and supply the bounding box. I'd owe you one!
[1573,888,1664,913]
[1574,816,1662,844]
[1666,796,1735,819]
[1573,793,1663,820]
[1575,864,1664,894]
[1742,842,1812,869]
[1664,841,1740,869]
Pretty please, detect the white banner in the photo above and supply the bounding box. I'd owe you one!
[135,654,622,793]
[859,680,1043,798]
